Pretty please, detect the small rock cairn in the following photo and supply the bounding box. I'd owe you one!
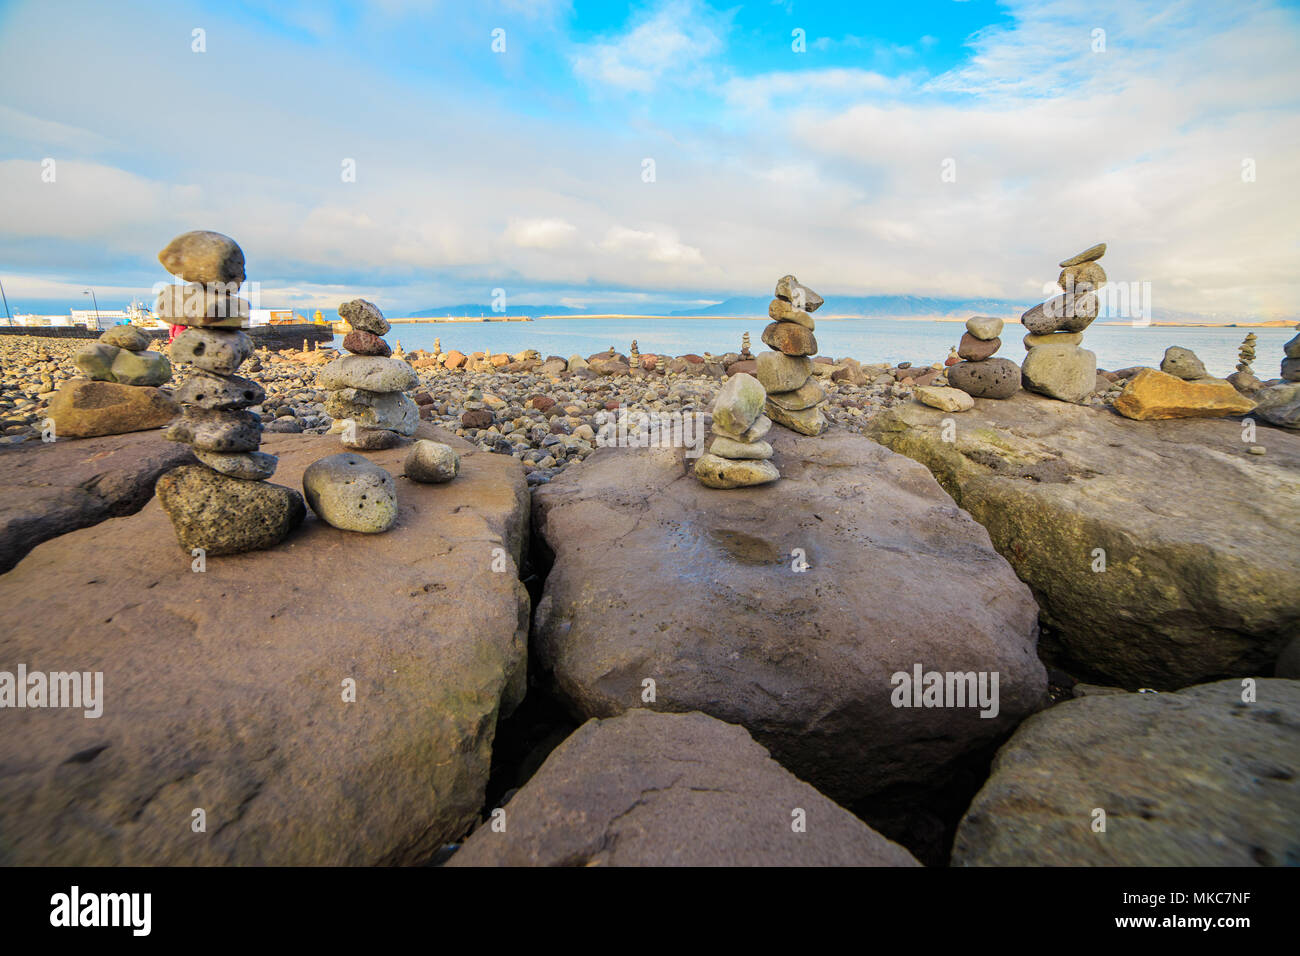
[1018,242,1105,403]
[740,331,753,359]
[758,275,827,436]
[1251,324,1300,429]
[694,372,778,488]
[629,340,641,369]
[1227,333,1260,394]
[946,316,1019,399]
[322,300,418,450]
[155,229,306,555]
[1283,326,1300,384]
[73,323,171,387]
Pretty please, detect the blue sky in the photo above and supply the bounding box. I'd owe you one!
[1,0,1298,319]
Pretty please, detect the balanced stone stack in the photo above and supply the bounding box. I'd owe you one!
[759,275,827,436]
[1228,333,1261,395]
[946,316,1019,399]
[1251,324,1300,430]
[73,324,171,387]
[694,372,779,489]
[740,331,753,359]
[629,340,641,369]
[321,300,418,450]
[1018,243,1105,403]
[155,230,306,555]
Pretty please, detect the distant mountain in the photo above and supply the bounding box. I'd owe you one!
[407,304,592,317]
[668,295,1038,318]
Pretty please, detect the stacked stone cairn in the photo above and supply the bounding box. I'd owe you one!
[1228,334,1261,395]
[629,340,641,369]
[946,316,1019,400]
[740,331,753,359]
[73,324,171,387]
[1018,242,1105,403]
[154,230,306,555]
[759,275,827,436]
[694,372,779,489]
[321,300,418,450]
[1251,324,1300,430]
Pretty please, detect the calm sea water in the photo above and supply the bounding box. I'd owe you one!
[361,318,1295,379]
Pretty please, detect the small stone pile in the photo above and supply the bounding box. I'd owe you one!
[1251,324,1300,430]
[1228,334,1261,395]
[155,230,306,555]
[759,275,827,436]
[72,324,171,387]
[740,331,753,359]
[321,300,418,450]
[629,340,641,369]
[1019,243,1105,403]
[946,316,1020,400]
[694,372,778,489]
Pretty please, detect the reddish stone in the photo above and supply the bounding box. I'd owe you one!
[528,395,557,412]
[726,359,758,376]
[443,350,466,369]
[461,409,493,429]
[958,332,1001,362]
[343,330,391,357]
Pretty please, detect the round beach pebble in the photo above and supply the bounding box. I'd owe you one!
[958,332,1001,361]
[171,327,253,374]
[99,325,150,351]
[342,426,403,451]
[338,299,391,336]
[965,316,1004,341]
[693,453,780,489]
[157,230,246,286]
[708,437,773,460]
[947,357,1022,399]
[405,440,460,483]
[302,453,398,533]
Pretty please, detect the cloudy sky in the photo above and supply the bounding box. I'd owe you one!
[1,0,1298,319]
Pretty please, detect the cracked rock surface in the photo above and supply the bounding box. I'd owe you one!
[450,709,921,866]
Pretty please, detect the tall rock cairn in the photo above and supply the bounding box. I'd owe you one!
[694,372,779,489]
[1019,242,1105,404]
[740,331,752,358]
[629,339,641,369]
[947,316,1019,399]
[758,275,827,436]
[322,300,419,450]
[1245,325,1300,429]
[1226,331,1261,394]
[155,230,306,555]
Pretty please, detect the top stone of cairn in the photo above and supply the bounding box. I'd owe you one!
[775,275,824,313]
[339,298,391,336]
[158,231,246,285]
[1058,243,1106,268]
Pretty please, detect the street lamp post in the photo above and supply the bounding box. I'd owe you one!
[0,277,11,325]
[83,288,100,330]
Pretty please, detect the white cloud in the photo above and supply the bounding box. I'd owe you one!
[571,0,729,93]
[505,217,579,249]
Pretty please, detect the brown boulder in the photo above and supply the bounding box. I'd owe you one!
[1114,368,1256,420]
[0,429,194,573]
[761,321,818,356]
[47,379,180,439]
[449,710,920,867]
[0,424,530,865]
[341,330,391,357]
[443,350,466,369]
[531,428,1046,805]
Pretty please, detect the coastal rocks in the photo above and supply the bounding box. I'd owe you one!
[696,372,778,488]
[953,680,1300,866]
[0,424,530,865]
[1114,368,1255,420]
[157,229,246,285]
[759,275,828,435]
[70,325,171,389]
[302,452,398,533]
[405,439,460,483]
[1160,345,1207,381]
[156,464,305,554]
[531,426,1046,805]
[322,301,415,449]
[1254,382,1300,430]
[946,357,1020,400]
[46,379,179,439]
[867,393,1300,687]
[947,316,1021,401]
[449,710,921,867]
[156,230,301,553]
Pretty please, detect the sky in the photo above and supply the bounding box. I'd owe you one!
[1,0,1298,320]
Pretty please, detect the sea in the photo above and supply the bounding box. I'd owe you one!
[356,317,1295,380]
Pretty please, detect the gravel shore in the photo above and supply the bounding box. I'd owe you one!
[0,337,946,482]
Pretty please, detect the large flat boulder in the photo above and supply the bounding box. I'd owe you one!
[868,393,1300,689]
[531,427,1047,806]
[0,424,529,865]
[448,709,921,867]
[953,679,1300,866]
[0,430,194,573]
